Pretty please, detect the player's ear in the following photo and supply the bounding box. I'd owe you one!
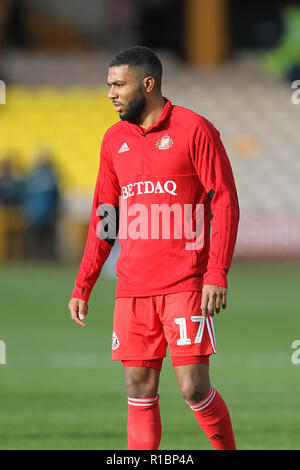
[144,76,155,94]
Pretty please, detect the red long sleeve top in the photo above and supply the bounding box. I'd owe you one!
[71,99,239,302]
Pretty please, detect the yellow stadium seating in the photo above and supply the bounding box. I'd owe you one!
[0,86,118,192]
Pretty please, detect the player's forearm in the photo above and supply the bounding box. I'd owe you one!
[71,137,120,302]
[190,119,239,288]
[71,228,113,302]
[204,189,239,288]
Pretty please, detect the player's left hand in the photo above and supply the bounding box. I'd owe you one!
[201,285,227,317]
[68,297,89,327]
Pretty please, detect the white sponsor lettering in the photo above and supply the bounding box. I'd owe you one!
[164,180,177,195]
[121,180,178,198]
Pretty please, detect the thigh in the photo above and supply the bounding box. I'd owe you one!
[160,291,216,360]
[112,296,167,361]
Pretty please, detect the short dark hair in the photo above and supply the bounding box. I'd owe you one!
[109,46,163,90]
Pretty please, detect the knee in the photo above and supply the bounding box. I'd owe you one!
[179,376,210,404]
[124,368,159,398]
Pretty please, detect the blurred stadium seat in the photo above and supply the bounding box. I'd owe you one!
[0,84,117,190]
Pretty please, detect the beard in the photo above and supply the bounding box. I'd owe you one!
[119,88,146,123]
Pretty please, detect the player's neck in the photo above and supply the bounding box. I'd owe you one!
[138,95,165,130]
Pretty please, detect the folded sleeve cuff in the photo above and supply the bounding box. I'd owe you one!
[203,269,228,288]
[71,284,92,302]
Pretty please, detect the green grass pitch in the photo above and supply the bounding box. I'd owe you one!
[0,260,300,450]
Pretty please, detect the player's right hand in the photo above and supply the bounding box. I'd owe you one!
[68,298,88,327]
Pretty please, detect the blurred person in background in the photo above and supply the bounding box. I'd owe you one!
[22,151,60,261]
[0,156,23,260]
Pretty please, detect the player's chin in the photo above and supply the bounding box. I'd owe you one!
[119,110,126,119]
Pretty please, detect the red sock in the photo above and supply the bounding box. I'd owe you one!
[127,394,161,450]
[186,386,236,450]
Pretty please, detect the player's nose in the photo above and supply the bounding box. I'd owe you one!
[108,86,117,100]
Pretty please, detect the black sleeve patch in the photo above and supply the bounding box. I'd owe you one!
[208,189,215,201]
[96,203,119,246]
[207,189,215,220]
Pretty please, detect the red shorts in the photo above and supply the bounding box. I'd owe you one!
[112,291,216,370]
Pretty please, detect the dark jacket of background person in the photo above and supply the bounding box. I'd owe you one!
[0,159,22,207]
[0,158,23,260]
[23,159,59,226]
[22,158,60,260]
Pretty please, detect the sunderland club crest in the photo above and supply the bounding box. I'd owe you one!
[112,331,120,350]
[156,135,173,150]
